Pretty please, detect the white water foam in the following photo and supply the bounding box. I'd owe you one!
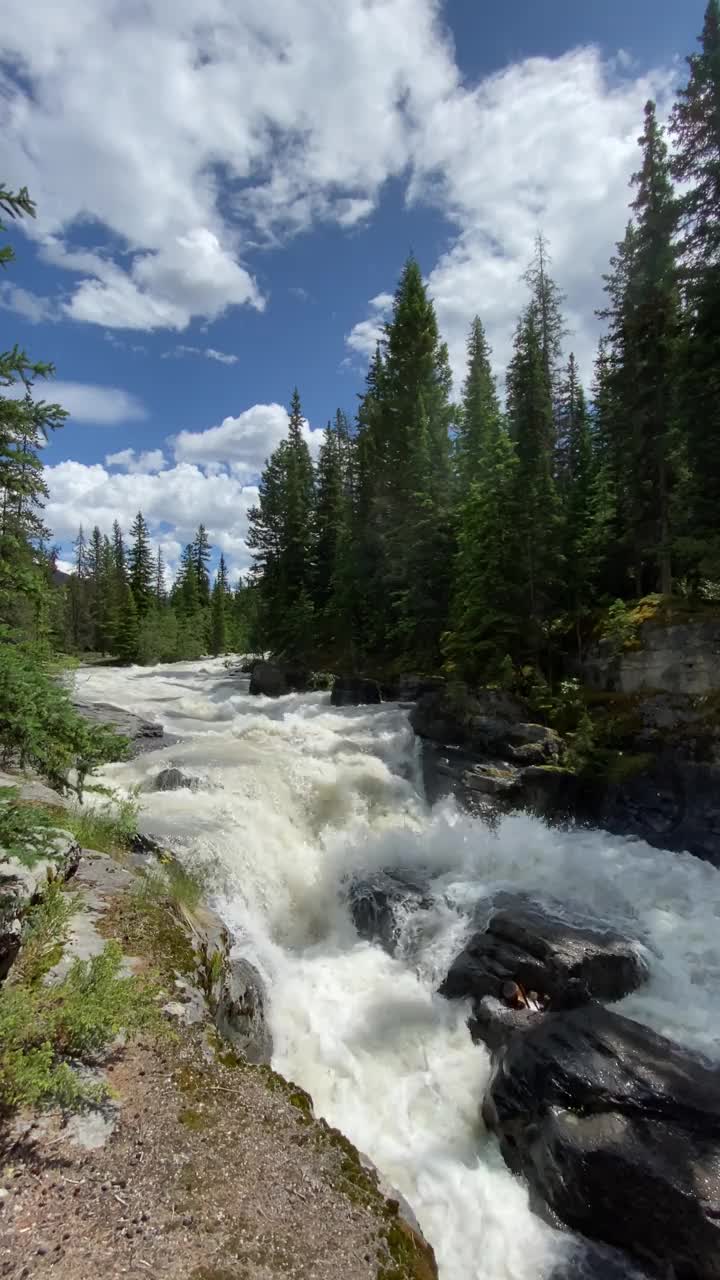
[72,658,720,1279]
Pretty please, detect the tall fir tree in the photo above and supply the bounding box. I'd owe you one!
[506,304,562,650]
[454,317,502,492]
[671,0,720,580]
[193,524,212,606]
[444,319,519,678]
[128,511,155,618]
[210,553,228,656]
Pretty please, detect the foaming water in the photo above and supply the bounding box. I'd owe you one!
[74,658,720,1278]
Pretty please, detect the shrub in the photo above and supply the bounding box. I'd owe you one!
[0,644,126,794]
[0,941,159,1111]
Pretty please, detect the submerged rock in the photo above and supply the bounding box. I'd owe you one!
[440,895,647,1010]
[483,1003,720,1280]
[151,767,199,792]
[249,661,309,697]
[349,870,434,954]
[331,676,381,707]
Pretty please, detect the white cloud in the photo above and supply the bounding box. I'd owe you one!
[1,0,456,330]
[0,281,59,324]
[5,379,147,424]
[162,344,238,365]
[173,402,323,477]
[105,448,166,474]
[345,291,394,360]
[45,459,260,575]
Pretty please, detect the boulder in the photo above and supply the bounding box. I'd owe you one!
[349,870,434,954]
[410,686,526,752]
[379,675,445,702]
[331,676,381,707]
[249,661,309,697]
[439,895,647,1009]
[214,956,272,1065]
[151,767,199,792]
[483,1003,720,1280]
[71,700,166,757]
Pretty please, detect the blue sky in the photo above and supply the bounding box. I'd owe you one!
[0,0,705,579]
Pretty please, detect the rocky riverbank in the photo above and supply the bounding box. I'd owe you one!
[0,763,437,1280]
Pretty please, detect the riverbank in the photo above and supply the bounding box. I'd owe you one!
[0,768,436,1280]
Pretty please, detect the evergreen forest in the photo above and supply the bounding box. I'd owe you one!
[2,2,720,735]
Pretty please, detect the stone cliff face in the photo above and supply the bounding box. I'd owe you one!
[583,619,720,697]
[412,620,720,867]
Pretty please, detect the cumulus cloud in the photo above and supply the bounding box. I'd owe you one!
[45,459,260,576]
[173,403,323,477]
[105,448,166,474]
[345,292,394,361]
[1,0,455,330]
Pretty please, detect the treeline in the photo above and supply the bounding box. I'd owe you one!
[57,519,256,663]
[248,3,720,681]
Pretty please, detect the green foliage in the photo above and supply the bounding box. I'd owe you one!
[0,644,126,794]
[64,786,139,854]
[0,941,159,1111]
[598,598,641,656]
[14,880,77,985]
[0,786,56,865]
[138,857,206,915]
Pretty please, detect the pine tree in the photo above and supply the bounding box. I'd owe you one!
[444,319,519,678]
[313,412,351,654]
[193,525,211,606]
[210,554,228,656]
[128,511,155,617]
[454,317,502,491]
[507,304,562,650]
[155,547,167,603]
[115,580,140,664]
[671,1,720,580]
[559,354,611,656]
[615,101,681,594]
[247,389,315,663]
[523,233,567,426]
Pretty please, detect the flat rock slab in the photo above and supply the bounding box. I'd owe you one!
[440,895,648,1008]
[484,1003,720,1280]
[71,700,167,756]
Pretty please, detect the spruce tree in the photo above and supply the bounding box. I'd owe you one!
[192,525,212,606]
[454,317,502,491]
[671,1,720,580]
[210,553,228,656]
[128,511,155,618]
[620,101,681,593]
[444,319,519,678]
[313,412,351,654]
[506,304,562,650]
[115,581,140,664]
[155,547,167,603]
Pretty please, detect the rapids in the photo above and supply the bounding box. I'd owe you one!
[72,658,720,1280]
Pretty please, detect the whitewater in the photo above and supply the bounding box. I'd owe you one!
[72,658,720,1280]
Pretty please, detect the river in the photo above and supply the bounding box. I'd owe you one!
[72,658,720,1280]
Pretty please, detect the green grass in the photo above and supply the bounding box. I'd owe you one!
[0,940,161,1112]
[138,858,206,914]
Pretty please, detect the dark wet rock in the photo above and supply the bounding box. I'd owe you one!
[151,767,199,792]
[379,675,445,703]
[468,995,542,1054]
[214,956,272,1065]
[71,700,165,757]
[331,676,381,707]
[483,1002,720,1280]
[410,686,526,752]
[440,896,647,1010]
[349,870,434,954]
[249,661,309,697]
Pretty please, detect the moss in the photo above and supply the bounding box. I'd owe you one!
[379,1218,437,1280]
[100,886,197,984]
[178,1106,212,1131]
